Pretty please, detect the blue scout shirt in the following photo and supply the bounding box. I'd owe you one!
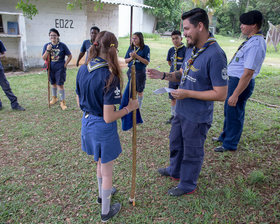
[228,35,266,79]
[0,40,7,69]
[125,45,150,71]
[166,44,186,72]
[42,42,71,68]
[176,43,228,123]
[76,57,121,116]
[80,39,92,62]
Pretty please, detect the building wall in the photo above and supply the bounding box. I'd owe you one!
[0,0,119,70]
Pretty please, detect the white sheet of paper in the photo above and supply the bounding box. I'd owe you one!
[153,87,175,94]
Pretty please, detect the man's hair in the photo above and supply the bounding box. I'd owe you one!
[181,8,209,30]
[90,26,100,33]
[171,30,181,36]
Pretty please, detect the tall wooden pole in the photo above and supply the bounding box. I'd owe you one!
[47,54,51,108]
[129,65,137,206]
[130,6,133,45]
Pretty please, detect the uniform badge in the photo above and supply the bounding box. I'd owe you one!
[114,87,121,98]
[235,57,239,62]
[221,68,228,80]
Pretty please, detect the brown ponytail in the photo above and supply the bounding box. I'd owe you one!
[87,31,123,92]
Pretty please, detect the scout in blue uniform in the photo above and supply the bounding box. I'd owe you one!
[166,30,186,124]
[213,10,266,152]
[148,8,228,196]
[0,40,25,111]
[76,26,100,67]
[76,31,138,222]
[125,32,150,108]
[42,28,72,110]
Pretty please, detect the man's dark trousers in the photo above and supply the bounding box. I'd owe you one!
[0,68,19,108]
[167,114,211,192]
[218,76,255,150]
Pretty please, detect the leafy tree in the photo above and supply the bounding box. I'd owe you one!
[215,0,280,36]
[16,0,38,20]
[15,0,103,19]
[144,0,188,33]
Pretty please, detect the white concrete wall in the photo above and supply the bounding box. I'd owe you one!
[0,0,119,69]
[86,2,119,37]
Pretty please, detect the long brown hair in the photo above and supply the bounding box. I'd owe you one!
[87,31,123,92]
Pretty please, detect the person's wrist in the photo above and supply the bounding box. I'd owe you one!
[124,107,130,114]
[161,72,166,80]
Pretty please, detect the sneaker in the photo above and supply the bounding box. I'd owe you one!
[101,202,121,222]
[212,137,222,143]
[158,168,170,177]
[158,168,180,180]
[168,186,196,196]
[166,115,174,124]
[12,104,25,111]
[214,146,235,152]
[97,187,117,204]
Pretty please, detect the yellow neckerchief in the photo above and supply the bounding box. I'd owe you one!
[181,36,216,86]
[229,32,263,64]
[132,46,140,65]
[87,58,108,72]
[173,43,185,71]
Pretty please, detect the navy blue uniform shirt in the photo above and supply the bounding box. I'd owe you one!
[125,45,150,71]
[177,43,228,123]
[76,57,121,116]
[42,42,71,68]
[166,44,186,72]
[80,39,92,62]
[0,40,7,69]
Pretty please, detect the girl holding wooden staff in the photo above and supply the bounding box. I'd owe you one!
[76,31,138,222]
[125,32,150,109]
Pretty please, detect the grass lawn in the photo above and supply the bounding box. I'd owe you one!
[0,35,279,223]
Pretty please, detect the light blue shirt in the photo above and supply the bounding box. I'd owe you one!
[228,35,266,79]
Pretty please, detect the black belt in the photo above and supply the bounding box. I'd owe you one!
[85,111,102,118]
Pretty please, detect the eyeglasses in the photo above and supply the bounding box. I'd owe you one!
[50,35,58,37]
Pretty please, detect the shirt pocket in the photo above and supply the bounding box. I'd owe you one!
[235,50,244,62]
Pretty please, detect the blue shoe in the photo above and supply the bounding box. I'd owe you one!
[214,146,235,152]
[12,104,25,111]
[212,137,222,143]
[101,202,121,222]
[168,186,196,196]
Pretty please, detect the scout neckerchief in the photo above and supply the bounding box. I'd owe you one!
[180,35,216,85]
[132,46,140,65]
[229,31,263,65]
[87,57,108,72]
[51,41,60,49]
[173,43,185,71]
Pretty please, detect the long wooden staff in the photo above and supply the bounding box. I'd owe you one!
[47,53,51,108]
[129,65,137,206]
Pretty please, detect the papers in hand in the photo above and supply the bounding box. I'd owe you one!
[153,87,175,94]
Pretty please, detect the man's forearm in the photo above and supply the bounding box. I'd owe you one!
[164,70,182,82]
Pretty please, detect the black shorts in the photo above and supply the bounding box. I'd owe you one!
[168,81,180,100]
[127,68,146,93]
[49,65,66,85]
